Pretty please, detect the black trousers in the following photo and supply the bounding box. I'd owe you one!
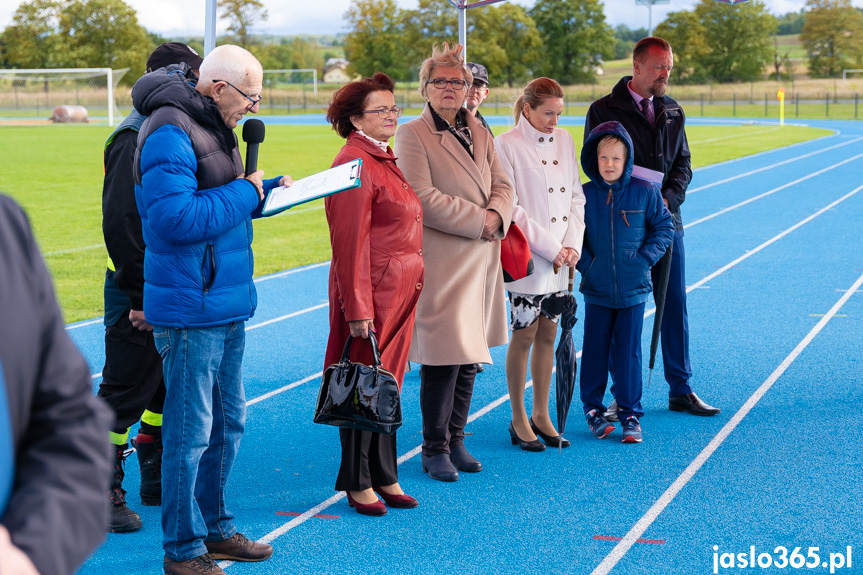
[335,428,398,492]
[419,364,477,456]
[97,310,165,436]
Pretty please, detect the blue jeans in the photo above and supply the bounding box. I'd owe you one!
[153,323,246,561]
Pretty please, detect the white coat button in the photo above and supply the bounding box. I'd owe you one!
[539,137,544,142]
[551,217,556,223]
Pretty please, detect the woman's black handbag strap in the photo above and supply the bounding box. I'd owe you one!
[340,332,382,367]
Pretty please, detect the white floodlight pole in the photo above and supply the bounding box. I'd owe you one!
[205,0,217,55]
[446,0,508,60]
[635,0,669,37]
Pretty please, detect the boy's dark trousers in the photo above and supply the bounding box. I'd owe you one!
[580,302,646,422]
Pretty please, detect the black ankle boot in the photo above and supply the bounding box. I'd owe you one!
[109,444,142,533]
[133,433,162,506]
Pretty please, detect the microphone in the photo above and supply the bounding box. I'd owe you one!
[242,119,266,174]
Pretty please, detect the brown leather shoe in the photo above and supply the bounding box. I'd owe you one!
[163,554,224,575]
[669,393,720,416]
[204,532,273,562]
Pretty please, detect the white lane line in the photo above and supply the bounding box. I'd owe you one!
[85,302,329,380]
[254,261,330,283]
[68,318,104,330]
[685,153,863,229]
[67,263,331,331]
[246,302,328,331]
[590,270,863,575]
[222,185,863,566]
[688,136,863,194]
[693,132,837,172]
[43,243,104,257]
[246,371,323,407]
[689,126,782,145]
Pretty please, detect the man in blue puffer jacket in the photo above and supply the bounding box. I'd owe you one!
[576,121,674,444]
[133,45,290,575]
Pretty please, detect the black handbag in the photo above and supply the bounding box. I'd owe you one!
[313,332,403,434]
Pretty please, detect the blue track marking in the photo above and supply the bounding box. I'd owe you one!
[73,118,863,575]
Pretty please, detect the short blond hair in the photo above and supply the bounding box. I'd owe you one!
[418,42,473,100]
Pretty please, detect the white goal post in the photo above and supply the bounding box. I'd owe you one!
[263,69,317,95]
[0,67,129,126]
[842,69,863,84]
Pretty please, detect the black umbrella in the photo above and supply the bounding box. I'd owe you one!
[647,242,674,388]
[554,267,578,450]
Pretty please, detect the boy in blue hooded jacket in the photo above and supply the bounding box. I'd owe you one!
[576,121,674,443]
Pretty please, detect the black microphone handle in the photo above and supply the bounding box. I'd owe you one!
[245,143,259,175]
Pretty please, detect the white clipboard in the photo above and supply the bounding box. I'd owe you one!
[262,158,363,216]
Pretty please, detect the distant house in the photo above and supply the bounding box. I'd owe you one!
[323,58,353,84]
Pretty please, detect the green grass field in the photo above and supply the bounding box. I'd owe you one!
[0,121,830,323]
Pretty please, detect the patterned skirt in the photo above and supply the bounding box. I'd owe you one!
[508,291,569,331]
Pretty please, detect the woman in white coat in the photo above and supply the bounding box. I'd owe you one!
[494,77,586,451]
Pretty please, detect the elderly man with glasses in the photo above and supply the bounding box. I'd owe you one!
[132,44,292,575]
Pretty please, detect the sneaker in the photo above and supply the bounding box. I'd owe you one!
[604,399,619,422]
[585,409,615,439]
[205,532,273,562]
[163,554,224,575]
[621,416,643,443]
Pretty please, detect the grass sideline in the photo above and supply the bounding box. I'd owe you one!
[0,122,830,323]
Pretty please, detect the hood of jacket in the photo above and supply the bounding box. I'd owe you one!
[580,120,635,192]
[131,65,227,138]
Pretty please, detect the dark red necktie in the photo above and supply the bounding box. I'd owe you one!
[640,97,653,127]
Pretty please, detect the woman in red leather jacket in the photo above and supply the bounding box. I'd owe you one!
[323,73,424,516]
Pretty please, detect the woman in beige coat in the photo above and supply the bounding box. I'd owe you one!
[394,43,513,483]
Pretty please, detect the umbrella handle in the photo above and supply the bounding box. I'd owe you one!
[568,266,575,292]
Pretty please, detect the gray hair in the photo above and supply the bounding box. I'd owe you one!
[198,45,262,86]
[418,42,473,100]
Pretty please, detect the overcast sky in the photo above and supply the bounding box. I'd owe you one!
[0,0,855,38]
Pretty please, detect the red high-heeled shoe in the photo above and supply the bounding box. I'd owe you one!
[345,492,387,516]
[373,487,419,509]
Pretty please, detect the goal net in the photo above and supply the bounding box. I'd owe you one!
[0,68,129,125]
[260,69,319,115]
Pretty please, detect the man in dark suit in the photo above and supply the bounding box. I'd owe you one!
[584,36,720,418]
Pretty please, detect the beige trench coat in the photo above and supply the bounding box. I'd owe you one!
[394,105,514,365]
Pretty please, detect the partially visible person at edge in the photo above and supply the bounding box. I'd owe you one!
[584,36,720,419]
[465,62,493,136]
[323,72,424,517]
[394,43,514,483]
[99,42,203,535]
[494,77,586,452]
[577,121,674,444]
[0,193,113,575]
[132,44,292,575]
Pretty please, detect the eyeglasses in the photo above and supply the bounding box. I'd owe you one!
[213,79,262,107]
[469,82,488,92]
[361,107,402,118]
[428,78,467,90]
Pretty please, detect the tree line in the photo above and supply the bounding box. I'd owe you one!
[1,0,862,87]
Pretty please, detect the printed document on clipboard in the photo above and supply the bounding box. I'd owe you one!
[262,158,362,216]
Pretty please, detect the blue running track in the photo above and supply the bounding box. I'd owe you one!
[67,117,862,575]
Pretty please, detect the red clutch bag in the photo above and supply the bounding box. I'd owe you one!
[500,222,534,282]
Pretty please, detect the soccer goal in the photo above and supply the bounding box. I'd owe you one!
[0,68,129,125]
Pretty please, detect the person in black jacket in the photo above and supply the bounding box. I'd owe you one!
[99,42,203,533]
[0,193,113,575]
[584,36,720,418]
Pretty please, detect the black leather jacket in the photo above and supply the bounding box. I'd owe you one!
[585,76,691,231]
